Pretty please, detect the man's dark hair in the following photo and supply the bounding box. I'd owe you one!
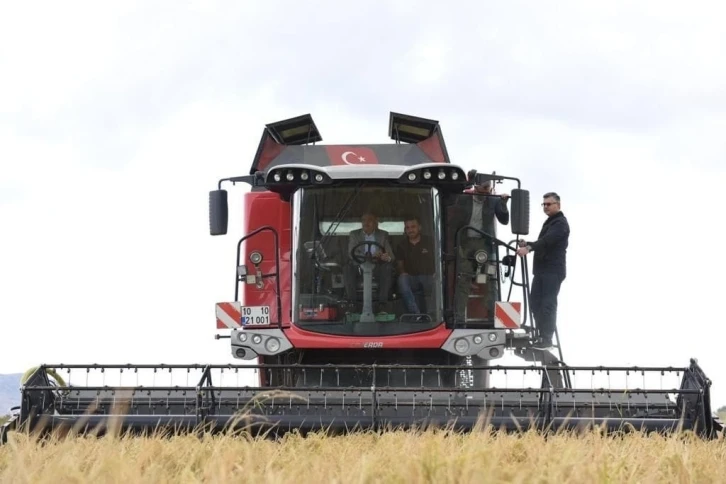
[543,192,560,202]
[468,168,493,187]
[403,214,420,224]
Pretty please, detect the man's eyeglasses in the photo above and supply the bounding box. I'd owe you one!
[542,202,557,207]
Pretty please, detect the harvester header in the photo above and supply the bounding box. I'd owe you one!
[1,112,722,445]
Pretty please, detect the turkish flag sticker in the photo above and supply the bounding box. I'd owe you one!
[325,146,379,166]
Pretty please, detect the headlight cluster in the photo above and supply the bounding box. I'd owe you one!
[453,331,498,353]
[266,167,331,185]
[400,166,466,185]
[449,331,503,359]
[236,330,283,354]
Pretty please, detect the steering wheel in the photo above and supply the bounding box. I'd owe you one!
[350,240,387,264]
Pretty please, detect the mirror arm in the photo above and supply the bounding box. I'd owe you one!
[474,172,521,189]
[217,171,266,190]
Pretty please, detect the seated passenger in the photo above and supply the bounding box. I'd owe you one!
[344,212,395,311]
[394,215,435,314]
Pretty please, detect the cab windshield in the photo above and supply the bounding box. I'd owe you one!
[293,184,443,336]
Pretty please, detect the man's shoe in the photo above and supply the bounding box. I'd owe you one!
[375,311,396,322]
[531,337,553,351]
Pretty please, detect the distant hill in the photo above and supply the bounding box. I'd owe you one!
[0,374,22,415]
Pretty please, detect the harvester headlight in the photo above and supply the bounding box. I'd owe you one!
[252,334,262,345]
[408,173,416,181]
[273,172,281,182]
[473,335,483,345]
[451,171,459,180]
[249,251,263,265]
[489,347,500,358]
[300,171,309,181]
[286,171,294,181]
[423,170,431,179]
[454,338,469,354]
[474,250,488,264]
[488,332,497,342]
[315,173,324,182]
[238,332,247,343]
[265,337,281,353]
[438,170,446,180]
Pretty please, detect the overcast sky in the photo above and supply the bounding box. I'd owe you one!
[2,1,725,406]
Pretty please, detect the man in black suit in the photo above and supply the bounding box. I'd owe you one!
[450,170,510,321]
[517,192,570,350]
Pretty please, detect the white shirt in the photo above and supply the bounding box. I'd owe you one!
[364,232,378,254]
[467,197,485,237]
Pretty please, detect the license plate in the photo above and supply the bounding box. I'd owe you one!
[240,306,271,326]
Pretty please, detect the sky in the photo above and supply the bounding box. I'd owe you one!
[1,1,725,407]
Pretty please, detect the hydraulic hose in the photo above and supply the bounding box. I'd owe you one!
[21,366,67,387]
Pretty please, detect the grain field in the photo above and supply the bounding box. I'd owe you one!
[1,426,725,483]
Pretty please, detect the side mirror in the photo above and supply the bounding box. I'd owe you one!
[209,189,228,236]
[510,188,530,235]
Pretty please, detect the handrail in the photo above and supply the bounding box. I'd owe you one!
[234,225,283,328]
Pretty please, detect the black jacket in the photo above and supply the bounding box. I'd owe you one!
[450,194,509,239]
[528,211,569,276]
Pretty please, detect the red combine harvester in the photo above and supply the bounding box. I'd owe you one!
[210,112,550,389]
[1,113,722,443]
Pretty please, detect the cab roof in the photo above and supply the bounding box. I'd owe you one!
[249,112,451,175]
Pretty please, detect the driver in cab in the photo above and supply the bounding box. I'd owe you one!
[344,212,395,312]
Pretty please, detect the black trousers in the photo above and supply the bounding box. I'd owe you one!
[529,272,565,340]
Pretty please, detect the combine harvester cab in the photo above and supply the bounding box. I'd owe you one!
[2,113,723,444]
